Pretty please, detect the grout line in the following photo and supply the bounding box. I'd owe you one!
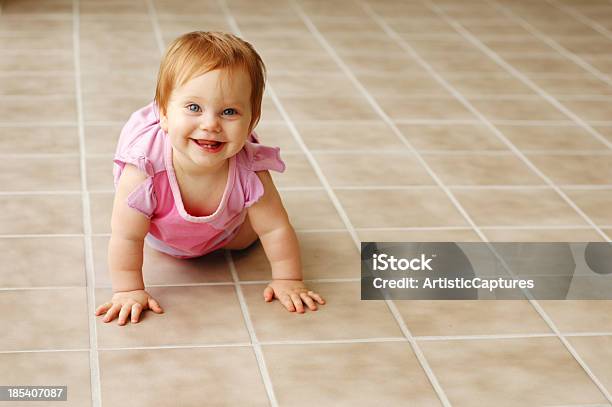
[71,1,102,406]
[489,0,612,86]
[418,1,612,401]
[416,0,611,243]
[546,0,612,41]
[224,250,279,407]
[289,3,467,406]
[5,332,612,355]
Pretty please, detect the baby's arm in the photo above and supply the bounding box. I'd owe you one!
[94,164,164,325]
[247,170,325,313]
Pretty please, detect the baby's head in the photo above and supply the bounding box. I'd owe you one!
[154,31,266,167]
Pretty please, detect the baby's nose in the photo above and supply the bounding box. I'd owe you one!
[200,113,221,132]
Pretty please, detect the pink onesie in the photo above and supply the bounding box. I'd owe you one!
[112,101,286,259]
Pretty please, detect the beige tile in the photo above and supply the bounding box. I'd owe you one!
[0,237,85,288]
[564,189,612,225]
[404,38,480,56]
[484,228,605,242]
[85,124,123,155]
[0,72,74,96]
[315,152,434,187]
[357,228,482,242]
[453,188,588,226]
[425,153,544,185]
[154,0,223,16]
[0,15,72,33]
[335,188,469,228]
[86,155,113,191]
[328,33,406,54]
[376,96,476,120]
[383,17,457,35]
[0,33,72,51]
[280,96,379,121]
[271,152,320,188]
[93,236,232,288]
[80,32,158,54]
[295,121,407,151]
[235,17,309,36]
[79,49,161,72]
[504,54,588,74]
[280,190,345,229]
[423,52,509,74]
[554,37,612,55]
[311,17,384,35]
[527,153,612,185]
[444,73,536,96]
[80,15,154,34]
[341,52,427,74]
[260,50,340,74]
[233,231,358,281]
[469,97,568,121]
[539,300,612,332]
[498,125,608,150]
[357,73,451,96]
[228,0,295,18]
[368,2,439,18]
[0,51,73,72]
[0,156,81,191]
[245,34,323,54]
[0,96,76,123]
[568,336,612,394]
[260,95,283,121]
[156,16,230,34]
[0,126,79,154]
[96,286,250,347]
[80,71,157,95]
[530,74,612,96]
[88,191,112,233]
[243,282,402,341]
[0,288,89,351]
[397,124,508,151]
[481,37,557,55]
[80,0,148,15]
[264,342,443,406]
[595,125,612,143]
[99,347,269,406]
[462,21,532,36]
[298,2,370,18]
[0,194,83,234]
[419,337,608,406]
[560,99,612,122]
[82,94,152,122]
[252,122,301,152]
[583,55,612,75]
[269,72,360,97]
[395,300,551,336]
[0,351,92,407]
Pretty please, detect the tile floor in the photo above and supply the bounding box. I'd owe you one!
[0,0,611,405]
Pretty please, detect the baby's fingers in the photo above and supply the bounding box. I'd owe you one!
[131,303,143,324]
[308,291,326,305]
[300,292,318,311]
[103,303,121,323]
[279,293,295,312]
[95,302,112,316]
[290,293,305,314]
[148,297,164,314]
[118,303,133,326]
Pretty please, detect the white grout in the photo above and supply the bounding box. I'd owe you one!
[417,1,612,402]
[489,0,612,86]
[547,0,612,41]
[71,1,101,406]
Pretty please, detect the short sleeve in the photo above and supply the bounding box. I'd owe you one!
[113,155,158,219]
[240,140,286,208]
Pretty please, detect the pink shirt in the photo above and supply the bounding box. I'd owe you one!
[112,101,286,259]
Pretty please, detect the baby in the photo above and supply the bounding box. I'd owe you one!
[95,31,325,326]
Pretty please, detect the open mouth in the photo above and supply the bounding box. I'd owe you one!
[191,139,225,153]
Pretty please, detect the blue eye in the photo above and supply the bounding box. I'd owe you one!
[222,108,236,116]
[186,103,201,113]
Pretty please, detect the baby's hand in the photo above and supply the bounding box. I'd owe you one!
[263,280,325,313]
[95,289,164,325]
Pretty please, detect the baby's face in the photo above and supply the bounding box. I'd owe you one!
[160,68,253,172]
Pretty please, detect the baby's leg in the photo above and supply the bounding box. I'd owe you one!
[223,214,258,250]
